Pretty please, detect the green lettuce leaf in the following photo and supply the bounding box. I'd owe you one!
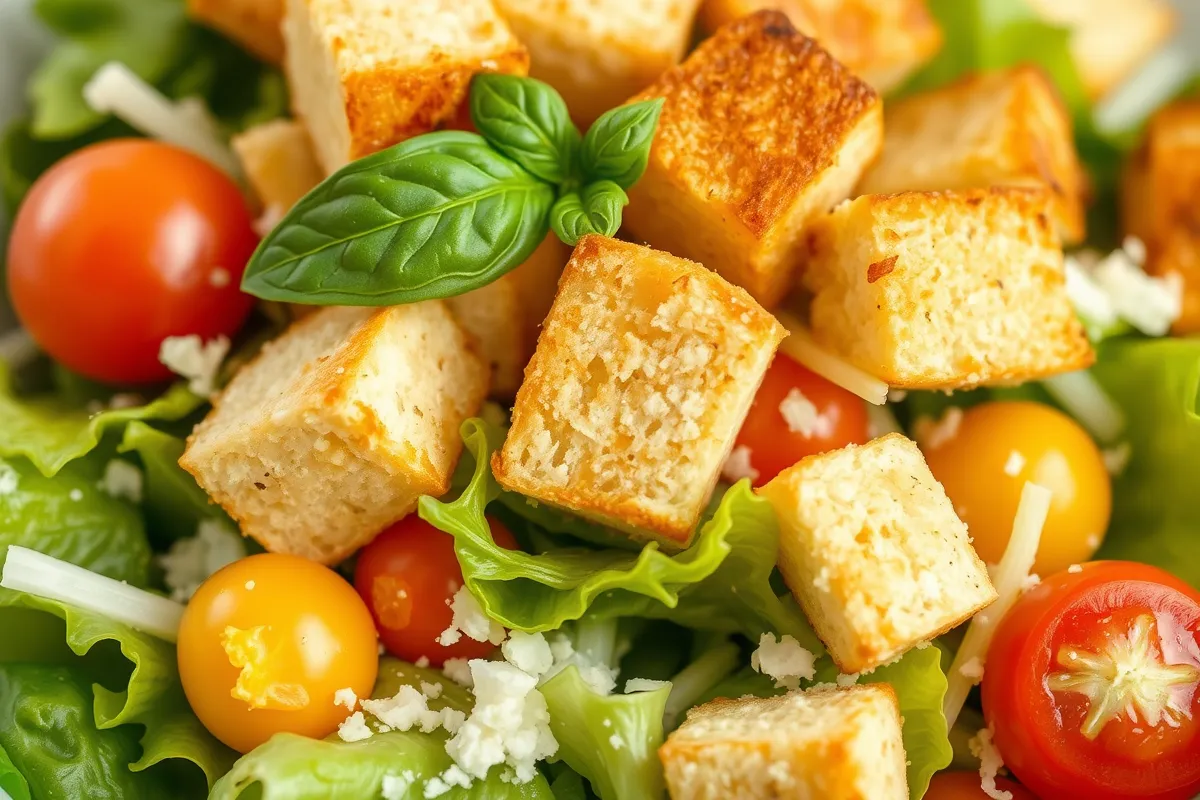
[0,362,202,476]
[0,663,170,798]
[1093,338,1200,587]
[547,768,590,800]
[0,741,31,800]
[212,658,553,799]
[539,666,669,800]
[0,589,236,791]
[419,419,819,648]
[0,455,150,584]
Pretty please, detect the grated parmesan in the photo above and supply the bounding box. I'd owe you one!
[958,656,985,681]
[1041,370,1124,444]
[100,459,143,503]
[750,633,817,690]
[0,461,18,496]
[775,311,888,405]
[157,519,247,602]
[969,726,1012,800]
[333,687,358,710]
[778,388,835,439]
[159,335,230,397]
[1002,451,1025,477]
[914,407,963,451]
[625,678,671,693]
[721,445,759,484]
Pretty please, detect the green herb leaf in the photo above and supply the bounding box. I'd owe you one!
[242,131,555,306]
[578,98,664,189]
[470,73,580,185]
[549,181,628,246]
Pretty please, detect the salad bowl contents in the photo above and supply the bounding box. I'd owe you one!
[0,1,1198,799]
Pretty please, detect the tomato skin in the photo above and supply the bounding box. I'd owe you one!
[982,562,1200,800]
[923,401,1111,576]
[7,139,257,384]
[734,354,869,485]
[354,516,518,666]
[177,553,379,754]
[925,771,1037,800]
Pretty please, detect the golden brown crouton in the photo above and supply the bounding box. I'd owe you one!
[181,303,488,564]
[1122,100,1200,333]
[493,235,785,547]
[283,0,529,173]
[623,10,883,308]
[858,66,1087,244]
[1026,0,1175,100]
[446,236,569,397]
[660,685,908,800]
[804,188,1094,390]
[187,0,284,63]
[494,0,703,126]
[758,434,996,673]
[698,0,941,92]
[231,119,324,218]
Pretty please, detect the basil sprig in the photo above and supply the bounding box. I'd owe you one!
[241,76,664,307]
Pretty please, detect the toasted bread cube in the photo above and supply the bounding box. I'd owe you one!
[804,188,1093,390]
[698,0,941,92]
[494,0,703,126]
[660,685,907,800]
[232,119,324,216]
[492,235,785,546]
[283,0,528,173]
[1026,0,1175,100]
[181,303,488,564]
[623,11,883,308]
[188,0,284,62]
[446,236,569,397]
[758,434,996,673]
[1122,101,1200,333]
[858,67,1086,244]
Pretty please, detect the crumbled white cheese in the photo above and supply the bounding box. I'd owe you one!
[1068,564,1083,574]
[208,267,231,288]
[914,407,963,450]
[157,519,248,602]
[68,489,84,502]
[625,678,671,693]
[158,334,230,397]
[100,460,143,503]
[501,631,553,678]
[245,580,255,590]
[835,672,859,687]
[779,388,835,439]
[362,684,466,735]
[541,633,616,695]
[1021,573,1042,593]
[1003,450,1025,477]
[608,733,624,750]
[969,727,1012,800]
[421,681,443,700]
[415,656,431,669]
[337,711,373,742]
[1102,442,1132,476]
[423,764,473,798]
[381,770,416,800]
[750,633,817,690]
[1092,248,1182,336]
[1065,254,1119,330]
[443,660,558,784]
[0,460,18,496]
[721,445,759,484]
[1123,236,1147,265]
[959,656,985,681]
[334,687,358,710]
[443,658,473,687]
[438,586,506,647]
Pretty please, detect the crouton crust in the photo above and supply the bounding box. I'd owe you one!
[187,0,284,62]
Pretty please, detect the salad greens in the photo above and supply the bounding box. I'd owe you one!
[0,742,30,800]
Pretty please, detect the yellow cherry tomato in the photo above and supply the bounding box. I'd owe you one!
[922,401,1111,577]
[177,553,379,753]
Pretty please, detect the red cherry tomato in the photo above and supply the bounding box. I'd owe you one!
[982,561,1200,800]
[7,139,257,384]
[733,354,870,485]
[925,771,1037,800]
[354,515,518,666]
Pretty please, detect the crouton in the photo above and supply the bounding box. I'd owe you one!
[492,235,785,547]
[858,67,1086,244]
[698,0,941,92]
[283,0,529,173]
[1122,100,1200,333]
[180,303,488,564]
[232,119,324,217]
[494,0,703,126]
[623,10,883,308]
[446,236,569,397]
[804,188,1093,390]
[187,0,284,63]
[660,685,907,800]
[758,434,996,673]
[1026,0,1175,100]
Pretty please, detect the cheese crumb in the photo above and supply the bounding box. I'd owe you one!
[337,711,373,742]
[914,407,963,450]
[415,656,431,668]
[1067,564,1083,573]
[208,267,231,288]
[245,580,255,590]
[381,770,416,800]
[721,445,759,484]
[100,460,143,502]
[779,388,835,438]
[608,733,624,750]
[438,586,506,647]
[69,488,84,502]
[0,460,18,496]
[501,631,553,678]
[625,678,671,693]
[157,519,247,602]
[1003,451,1025,477]
[443,658,473,687]
[541,633,616,695]
[334,687,358,710]
[421,681,443,700]
[750,633,817,690]
[835,672,859,687]
[959,656,985,680]
[362,685,465,735]
[969,727,1012,800]
[1021,573,1042,593]
[158,334,230,397]
[1102,442,1132,476]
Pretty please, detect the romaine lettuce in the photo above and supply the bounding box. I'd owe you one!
[0,741,30,800]
[419,419,819,648]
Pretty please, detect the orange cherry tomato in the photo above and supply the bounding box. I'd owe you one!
[733,354,869,485]
[922,401,1111,576]
[177,553,379,754]
[925,771,1037,800]
[982,561,1200,800]
[7,139,257,384]
[354,515,518,666]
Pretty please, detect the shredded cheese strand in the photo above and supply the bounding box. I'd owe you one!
[1041,370,1125,443]
[774,311,888,405]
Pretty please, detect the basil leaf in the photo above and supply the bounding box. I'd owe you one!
[579,98,664,189]
[550,181,628,246]
[241,131,556,306]
[470,73,580,185]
